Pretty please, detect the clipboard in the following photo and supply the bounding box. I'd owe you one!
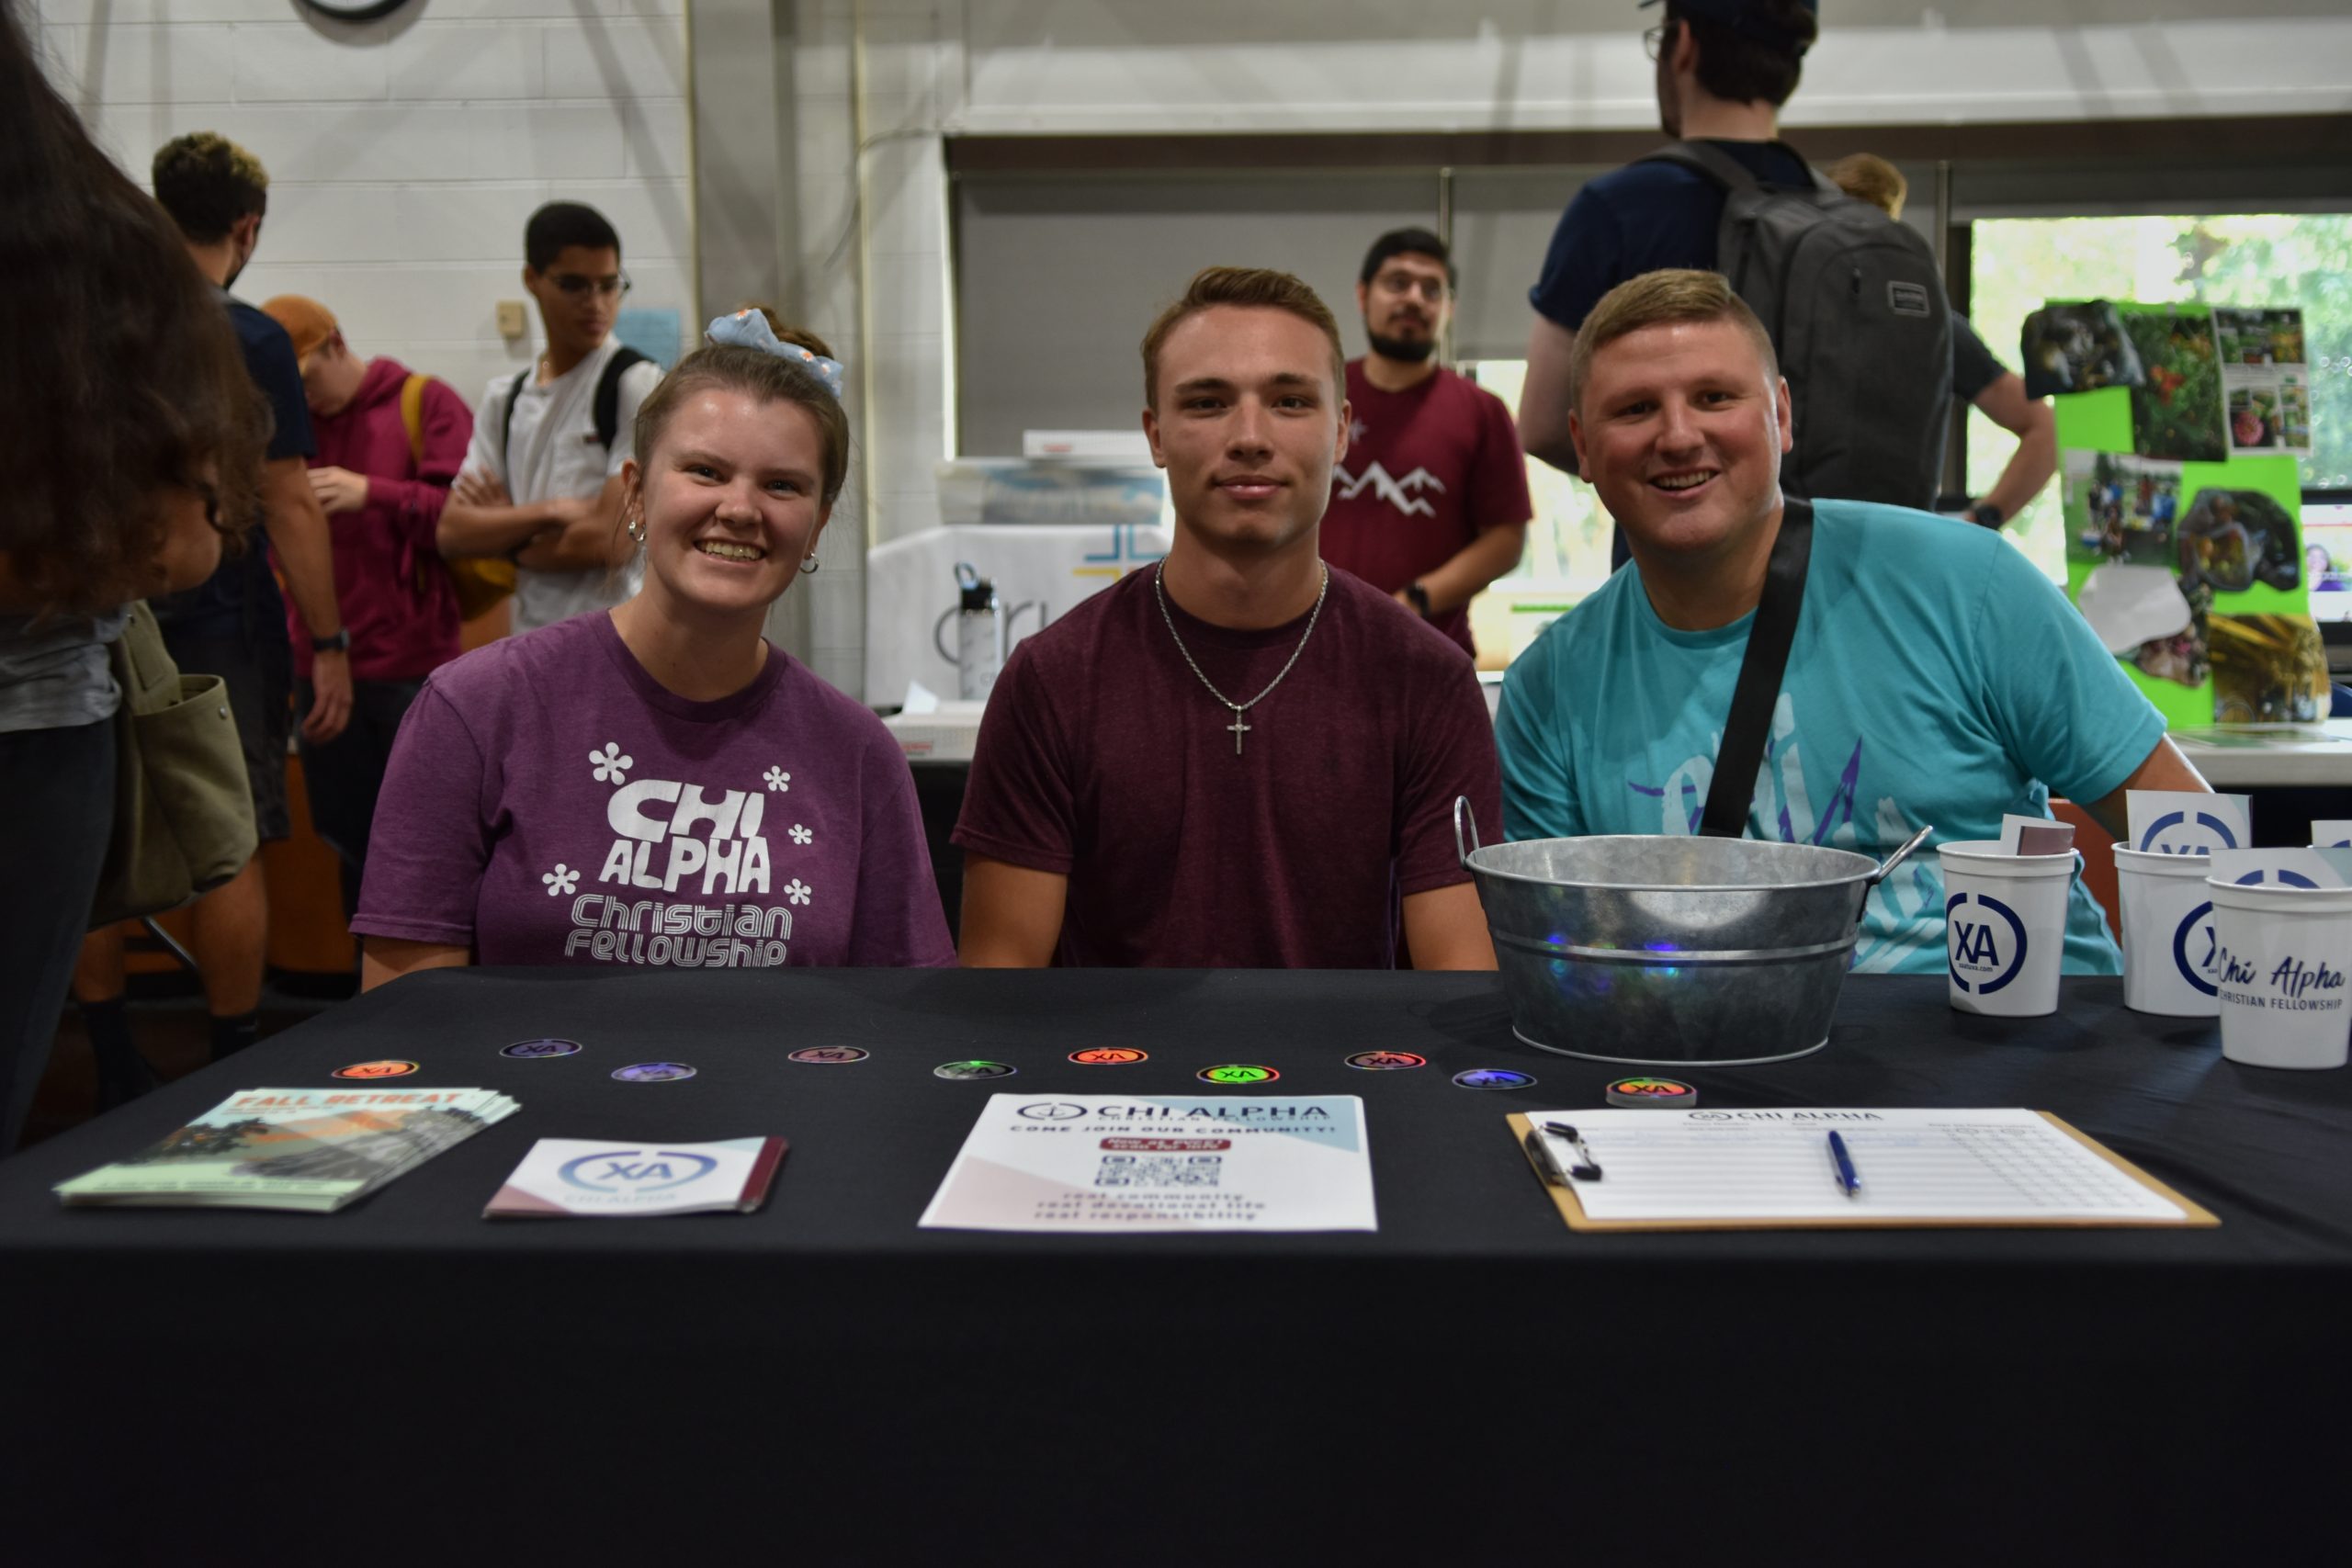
[1508,1111,2220,1233]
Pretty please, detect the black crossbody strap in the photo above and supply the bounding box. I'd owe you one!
[497,367,530,480]
[1700,499,1814,839]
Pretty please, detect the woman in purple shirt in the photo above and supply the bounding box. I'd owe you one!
[354,314,954,985]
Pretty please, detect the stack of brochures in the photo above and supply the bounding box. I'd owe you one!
[54,1088,519,1213]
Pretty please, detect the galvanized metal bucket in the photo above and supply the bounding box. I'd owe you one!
[1456,799,1931,1066]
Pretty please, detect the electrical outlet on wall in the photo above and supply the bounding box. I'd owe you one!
[495,300,528,338]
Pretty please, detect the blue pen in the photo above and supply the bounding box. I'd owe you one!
[1827,1130,1862,1198]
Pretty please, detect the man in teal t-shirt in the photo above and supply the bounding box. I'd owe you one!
[1497,269,2211,976]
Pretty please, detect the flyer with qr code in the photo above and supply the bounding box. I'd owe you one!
[918,1095,1375,1233]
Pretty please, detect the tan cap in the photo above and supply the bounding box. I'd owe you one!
[260,295,337,359]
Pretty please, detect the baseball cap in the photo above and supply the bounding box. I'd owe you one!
[1640,0,1819,54]
[260,295,337,359]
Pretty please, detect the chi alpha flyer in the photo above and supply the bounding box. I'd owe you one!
[919,1096,1375,1234]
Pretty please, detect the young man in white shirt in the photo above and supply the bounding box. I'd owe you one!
[440,202,662,632]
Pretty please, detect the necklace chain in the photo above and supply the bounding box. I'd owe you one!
[1153,563,1329,755]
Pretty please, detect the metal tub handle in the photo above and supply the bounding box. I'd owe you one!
[1868,823,1936,889]
[1453,795,1483,869]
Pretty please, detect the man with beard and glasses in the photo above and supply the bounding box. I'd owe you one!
[1318,229,1531,661]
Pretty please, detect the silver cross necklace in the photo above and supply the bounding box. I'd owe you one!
[1153,561,1330,756]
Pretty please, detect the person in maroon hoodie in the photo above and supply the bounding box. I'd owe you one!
[262,295,472,920]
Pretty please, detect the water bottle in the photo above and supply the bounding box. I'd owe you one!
[954,561,1004,701]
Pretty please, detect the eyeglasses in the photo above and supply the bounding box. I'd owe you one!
[548,272,631,299]
[1643,23,1676,61]
[1374,271,1449,304]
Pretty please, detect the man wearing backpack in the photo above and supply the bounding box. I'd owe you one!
[1518,1,1950,558]
[440,202,660,632]
[261,296,470,922]
[1496,271,2206,976]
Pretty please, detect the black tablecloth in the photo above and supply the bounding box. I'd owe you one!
[5,968,2348,1563]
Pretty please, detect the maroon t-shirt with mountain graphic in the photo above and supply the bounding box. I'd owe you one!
[1318,361,1533,657]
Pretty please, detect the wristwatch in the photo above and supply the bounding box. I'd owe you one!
[1969,501,2005,529]
[1405,581,1433,618]
[312,628,351,654]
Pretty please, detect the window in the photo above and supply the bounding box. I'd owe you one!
[1462,358,1615,664]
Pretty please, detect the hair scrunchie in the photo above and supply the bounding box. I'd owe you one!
[706,310,845,400]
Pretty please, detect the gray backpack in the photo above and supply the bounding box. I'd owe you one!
[1645,141,1953,511]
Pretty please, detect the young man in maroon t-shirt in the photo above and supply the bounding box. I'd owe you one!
[953,266,1501,970]
[1319,228,1532,660]
[261,295,472,920]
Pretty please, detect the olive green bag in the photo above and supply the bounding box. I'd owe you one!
[88,602,259,929]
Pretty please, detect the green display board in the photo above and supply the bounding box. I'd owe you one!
[2048,300,2320,728]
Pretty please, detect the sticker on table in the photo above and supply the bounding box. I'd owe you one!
[501,1038,583,1060]
[1196,1064,1279,1086]
[332,1059,419,1080]
[1069,1048,1148,1066]
[786,1046,869,1066]
[1345,1050,1428,1071]
[1453,1068,1536,1091]
[612,1062,696,1083]
[1606,1076,1696,1107]
[934,1060,1018,1081]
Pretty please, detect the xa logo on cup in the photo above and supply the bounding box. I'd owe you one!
[1946,891,2029,995]
[2137,809,2242,856]
[1016,1101,1090,1121]
[1069,1048,1147,1066]
[1198,1065,1279,1086]
[2233,869,2321,888]
[1345,1051,1428,1071]
[558,1149,718,1192]
[2173,900,2220,998]
[934,1060,1017,1080]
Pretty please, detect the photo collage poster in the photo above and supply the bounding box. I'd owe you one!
[2051,300,2320,728]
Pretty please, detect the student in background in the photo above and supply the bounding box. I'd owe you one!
[955,267,1500,970]
[1520,1,1823,485]
[261,295,472,921]
[1824,152,2057,529]
[356,312,952,984]
[1,0,263,1138]
[1319,228,1532,662]
[439,202,661,633]
[74,130,353,1079]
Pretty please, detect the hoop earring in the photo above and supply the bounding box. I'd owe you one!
[801,555,820,572]
[626,515,646,544]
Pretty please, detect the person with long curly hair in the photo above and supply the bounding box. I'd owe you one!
[0,0,266,1144]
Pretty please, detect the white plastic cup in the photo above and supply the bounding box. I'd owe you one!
[2206,878,2352,1070]
[2113,847,2219,1016]
[1939,840,2080,1018]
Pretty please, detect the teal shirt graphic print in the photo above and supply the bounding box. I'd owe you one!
[1497,501,2165,976]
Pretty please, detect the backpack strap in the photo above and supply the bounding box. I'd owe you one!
[1642,139,1840,198]
[592,346,652,452]
[496,367,530,481]
[1699,499,1815,840]
[399,374,428,468]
